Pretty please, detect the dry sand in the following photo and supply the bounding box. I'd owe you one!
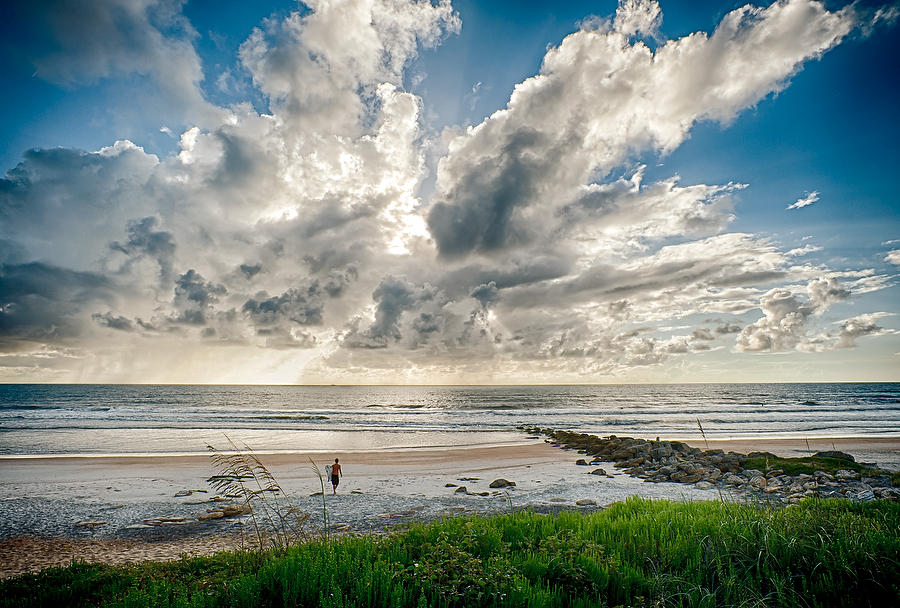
[2,436,898,579]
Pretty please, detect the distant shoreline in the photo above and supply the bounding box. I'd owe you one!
[2,435,899,462]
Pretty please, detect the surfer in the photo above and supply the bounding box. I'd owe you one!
[330,458,342,494]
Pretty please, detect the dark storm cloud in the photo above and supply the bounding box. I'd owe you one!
[91,311,134,331]
[436,254,572,298]
[322,266,359,298]
[344,276,439,348]
[238,263,262,278]
[470,282,499,307]
[427,128,561,257]
[169,269,226,325]
[109,216,176,281]
[242,283,325,328]
[0,262,112,345]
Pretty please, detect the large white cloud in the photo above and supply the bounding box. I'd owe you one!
[427,0,852,258]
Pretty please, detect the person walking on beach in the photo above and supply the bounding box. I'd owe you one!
[330,458,342,494]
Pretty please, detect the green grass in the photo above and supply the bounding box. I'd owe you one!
[3,498,899,607]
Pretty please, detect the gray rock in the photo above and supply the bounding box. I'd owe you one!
[575,499,597,506]
[489,479,516,488]
[576,459,589,466]
[590,468,607,476]
[174,490,192,497]
[455,486,468,494]
[857,489,876,502]
[749,477,767,490]
[723,474,744,486]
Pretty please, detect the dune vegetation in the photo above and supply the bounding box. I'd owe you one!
[2,497,898,607]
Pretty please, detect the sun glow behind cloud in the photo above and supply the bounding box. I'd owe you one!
[0,0,897,383]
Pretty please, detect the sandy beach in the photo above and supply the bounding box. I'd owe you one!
[1,435,898,578]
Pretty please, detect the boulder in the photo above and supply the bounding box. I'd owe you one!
[857,489,876,502]
[681,473,702,484]
[590,468,607,476]
[221,503,252,517]
[489,479,516,488]
[174,490,192,497]
[575,459,589,466]
[695,481,714,490]
[749,476,767,491]
[445,483,457,487]
[454,486,468,494]
[198,511,224,521]
[575,499,597,506]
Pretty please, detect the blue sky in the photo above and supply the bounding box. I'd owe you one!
[0,0,898,383]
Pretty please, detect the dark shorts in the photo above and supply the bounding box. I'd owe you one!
[331,474,340,485]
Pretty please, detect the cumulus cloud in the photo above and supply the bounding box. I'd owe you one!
[109,216,176,283]
[428,0,852,257]
[14,0,225,126]
[885,250,900,265]
[169,269,226,326]
[735,277,849,352]
[787,191,820,210]
[832,313,891,348]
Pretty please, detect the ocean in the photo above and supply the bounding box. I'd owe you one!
[0,383,898,457]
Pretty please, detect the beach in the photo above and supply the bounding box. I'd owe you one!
[2,434,898,579]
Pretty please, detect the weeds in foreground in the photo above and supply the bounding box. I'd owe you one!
[308,457,330,539]
[207,436,310,551]
[4,498,898,608]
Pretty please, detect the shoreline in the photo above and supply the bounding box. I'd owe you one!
[3,435,899,460]
[2,436,899,579]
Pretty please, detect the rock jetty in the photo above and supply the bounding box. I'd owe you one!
[524,428,899,503]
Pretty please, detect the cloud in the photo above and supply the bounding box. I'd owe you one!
[13,0,225,125]
[427,0,852,257]
[735,277,849,352]
[239,0,458,130]
[92,312,135,332]
[786,191,820,210]
[109,216,176,283]
[169,269,226,326]
[885,250,900,265]
[832,313,892,348]
[0,262,113,346]
[614,0,662,39]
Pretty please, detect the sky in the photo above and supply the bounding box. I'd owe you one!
[0,0,898,385]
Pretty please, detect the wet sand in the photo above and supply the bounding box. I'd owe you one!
[2,436,898,579]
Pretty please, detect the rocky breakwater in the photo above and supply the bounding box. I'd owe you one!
[524,428,899,503]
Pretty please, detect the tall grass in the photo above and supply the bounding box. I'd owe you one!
[207,436,310,551]
[3,498,898,607]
